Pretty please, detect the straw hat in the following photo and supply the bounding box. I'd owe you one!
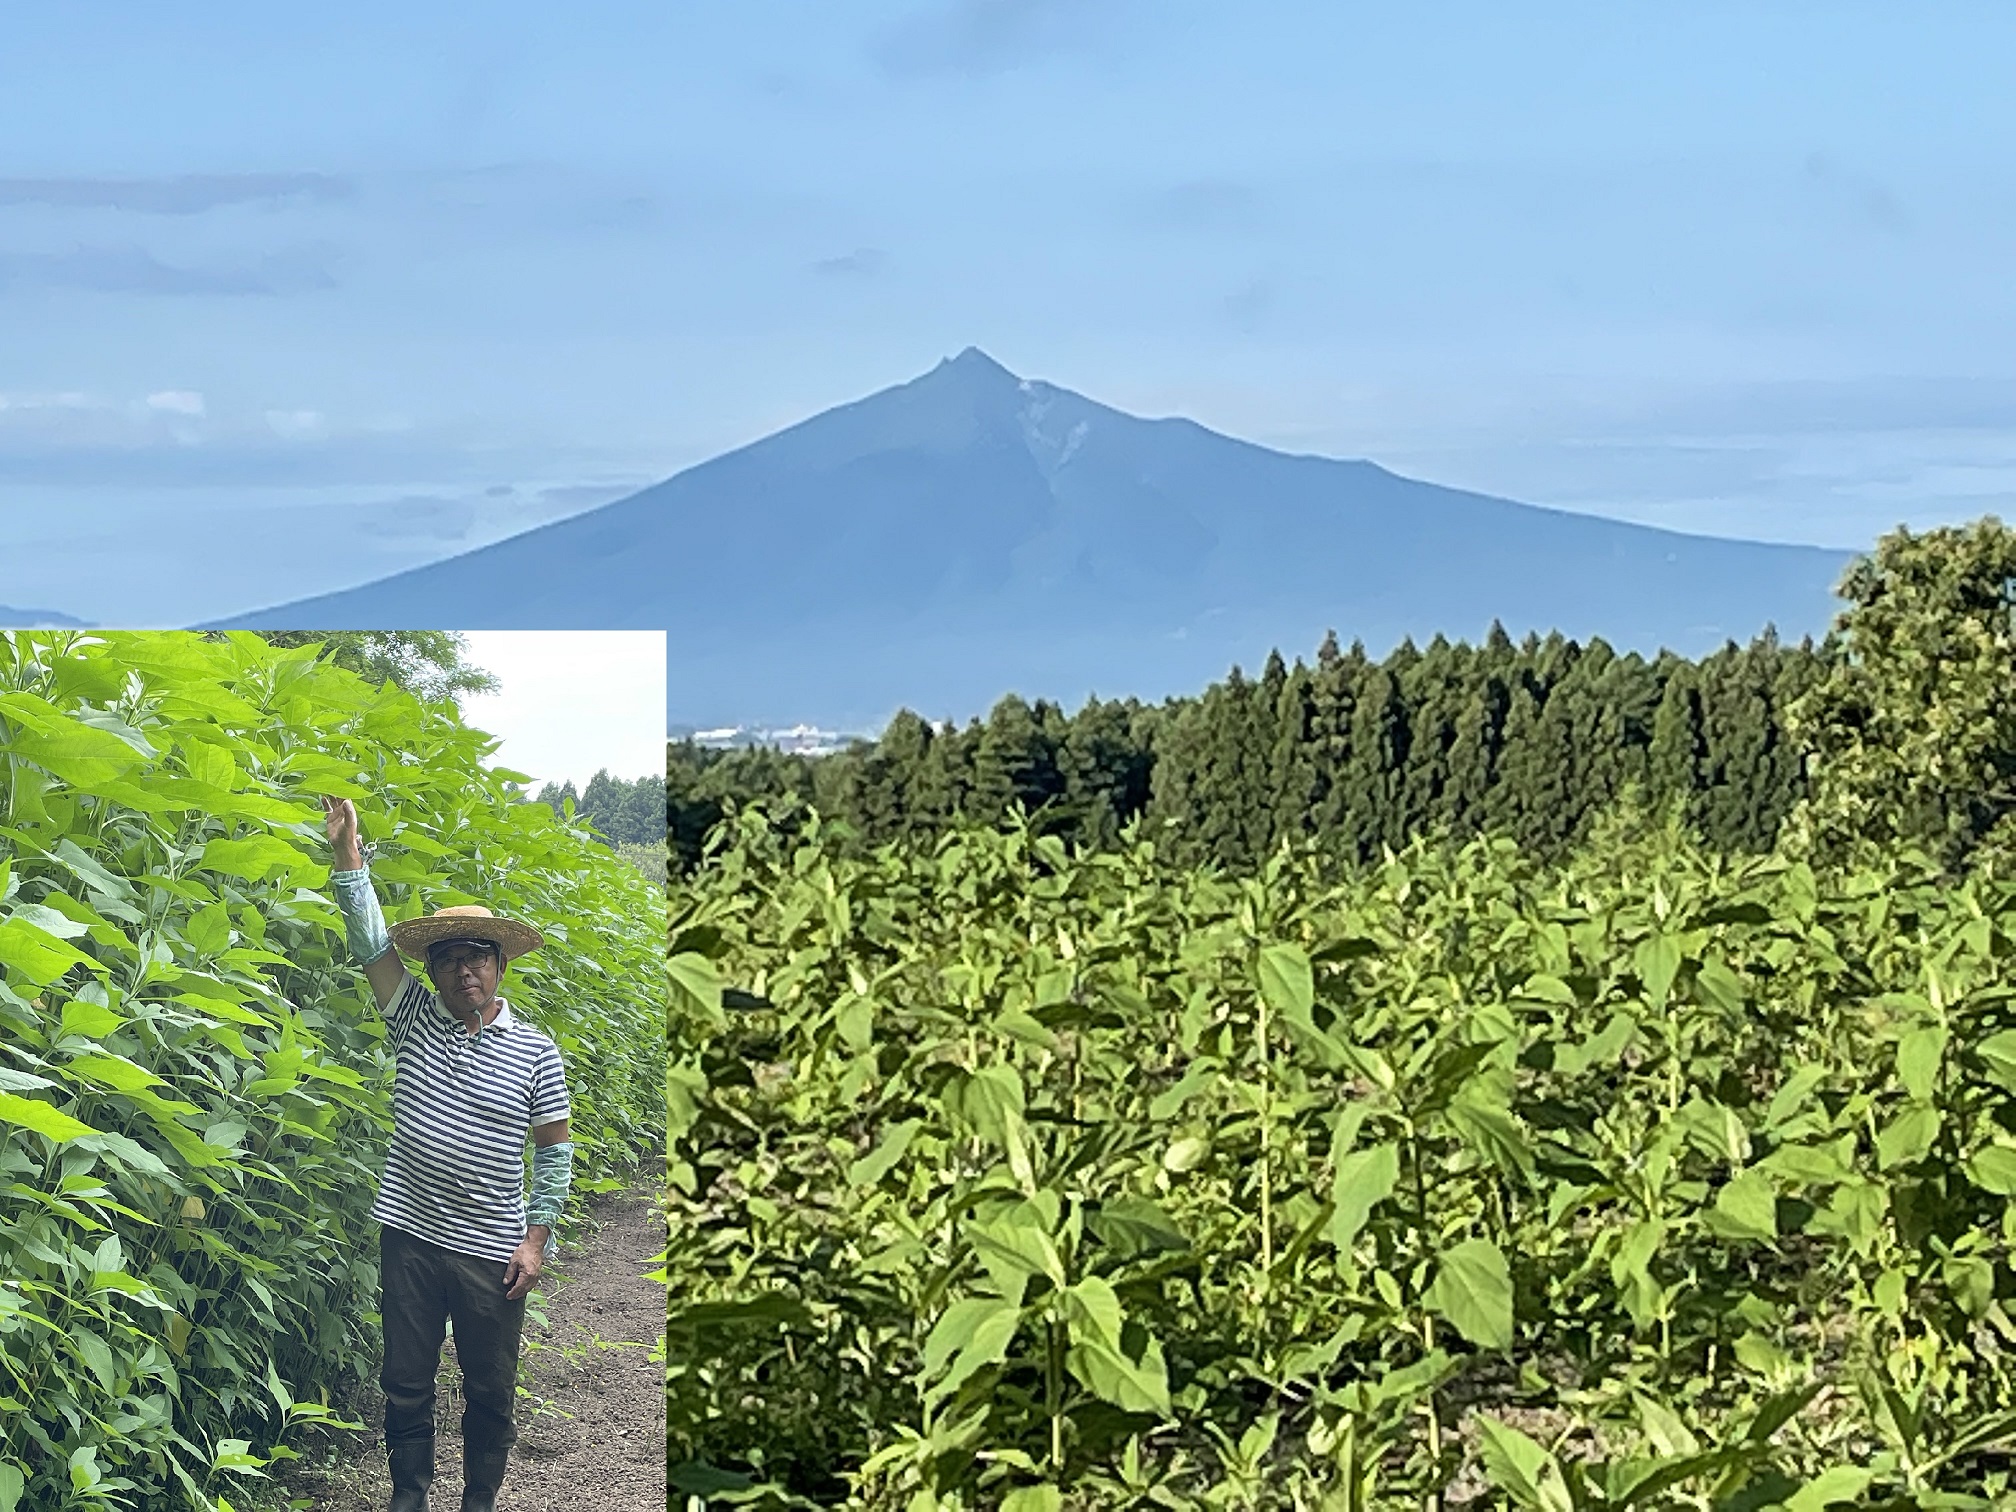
[388,905,544,965]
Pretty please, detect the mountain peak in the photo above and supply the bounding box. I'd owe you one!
[932,346,1018,384]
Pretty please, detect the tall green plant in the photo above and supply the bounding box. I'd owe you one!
[664,806,2016,1510]
[0,630,662,1511]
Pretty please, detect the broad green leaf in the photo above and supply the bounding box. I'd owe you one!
[1813,1180,1886,1255]
[58,996,124,1039]
[1945,1254,1995,1318]
[847,1120,921,1188]
[1062,1277,1125,1349]
[1445,1092,1532,1177]
[141,1108,224,1168]
[1088,1196,1189,1258]
[1976,1029,2016,1091]
[1876,1104,1942,1170]
[1000,1489,1062,1512]
[1896,1024,1947,1102]
[185,902,233,957]
[181,737,238,790]
[0,1461,22,1512]
[1706,1170,1778,1242]
[70,1329,116,1391]
[63,1054,166,1095]
[1968,1144,2016,1195]
[50,839,133,901]
[6,903,86,939]
[921,1296,1020,1401]
[1476,1417,1573,1512]
[1784,1467,1875,1511]
[1635,1393,1699,1458]
[1148,1060,1219,1120]
[968,1213,1065,1290]
[1765,1063,1831,1129]
[1258,942,1314,1024]
[1515,972,1576,1007]
[197,835,318,886]
[948,1064,1025,1149]
[1426,1238,1514,1351]
[210,1438,267,1472]
[666,952,722,1019]
[0,917,94,985]
[1328,1140,1399,1250]
[1066,1330,1171,1415]
[1694,955,1746,1013]
[0,697,148,786]
[1635,934,1682,1010]
[0,1091,98,1141]
[834,994,873,1051]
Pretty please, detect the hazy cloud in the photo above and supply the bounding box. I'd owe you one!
[1148,178,1263,232]
[1220,278,1273,332]
[264,409,327,439]
[0,391,97,412]
[146,390,206,416]
[355,496,478,541]
[1598,375,2016,440]
[873,0,1132,78]
[813,246,889,276]
[0,243,341,296]
[0,173,354,215]
[1800,152,1913,236]
[535,481,645,510]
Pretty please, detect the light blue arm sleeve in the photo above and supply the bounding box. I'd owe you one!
[329,865,392,966]
[528,1141,574,1258]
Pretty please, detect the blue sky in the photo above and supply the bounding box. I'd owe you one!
[3,1,2012,623]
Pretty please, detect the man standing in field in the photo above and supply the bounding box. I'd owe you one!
[322,795,576,1512]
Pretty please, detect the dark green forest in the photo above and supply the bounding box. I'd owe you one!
[538,769,666,848]
[667,623,1826,874]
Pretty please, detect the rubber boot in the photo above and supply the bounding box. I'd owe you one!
[386,1437,435,1512]
[459,1445,510,1512]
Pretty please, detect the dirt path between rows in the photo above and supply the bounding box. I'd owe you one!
[284,1183,666,1512]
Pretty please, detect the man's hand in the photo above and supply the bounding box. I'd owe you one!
[322,796,364,871]
[503,1228,549,1301]
[324,797,403,1008]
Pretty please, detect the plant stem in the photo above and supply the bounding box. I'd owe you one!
[1409,1133,1443,1512]
[1257,973,1273,1289]
[1048,1313,1064,1472]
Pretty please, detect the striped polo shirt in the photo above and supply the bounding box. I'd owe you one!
[369,971,571,1263]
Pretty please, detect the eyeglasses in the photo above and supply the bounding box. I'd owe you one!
[428,947,498,975]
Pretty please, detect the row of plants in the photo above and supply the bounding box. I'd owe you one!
[664,803,2016,1509]
[0,630,665,1510]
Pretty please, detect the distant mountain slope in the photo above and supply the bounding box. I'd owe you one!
[214,348,1852,728]
[0,606,93,627]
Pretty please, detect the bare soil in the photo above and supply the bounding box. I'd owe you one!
[280,1184,667,1512]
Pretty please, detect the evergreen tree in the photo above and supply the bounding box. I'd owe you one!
[1648,660,1706,825]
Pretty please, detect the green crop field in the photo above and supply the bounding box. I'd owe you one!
[660,520,2016,1512]
[0,631,664,1511]
[665,810,2016,1509]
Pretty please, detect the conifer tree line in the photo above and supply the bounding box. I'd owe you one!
[667,622,1826,874]
[535,769,666,847]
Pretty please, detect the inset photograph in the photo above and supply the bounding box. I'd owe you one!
[0,629,668,1512]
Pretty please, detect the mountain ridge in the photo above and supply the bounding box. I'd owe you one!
[210,349,1852,728]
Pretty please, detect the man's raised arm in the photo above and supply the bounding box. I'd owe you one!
[322,796,408,1011]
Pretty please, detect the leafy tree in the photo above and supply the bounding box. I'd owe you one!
[1789,518,2016,869]
[230,630,498,703]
